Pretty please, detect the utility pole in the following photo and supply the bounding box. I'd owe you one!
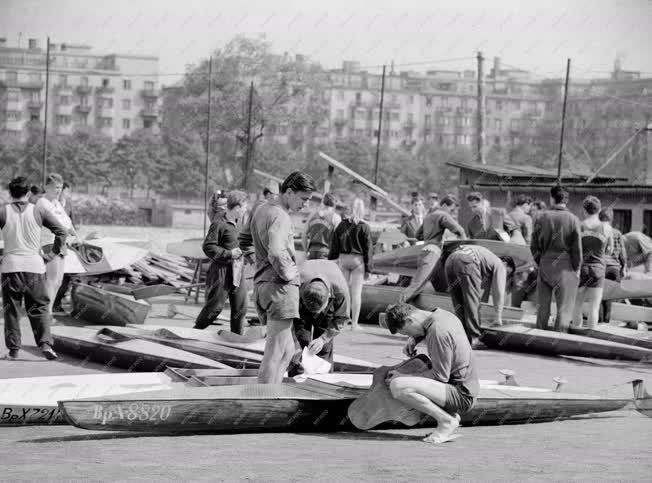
[242,81,255,191]
[557,58,571,185]
[476,51,486,165]
[203,57,213,236]
[371,65,386,217]
[42,37,51,186]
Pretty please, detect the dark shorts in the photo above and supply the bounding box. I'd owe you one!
[254,281,300,323]
[579,264,605,288]
[444,384,476,415]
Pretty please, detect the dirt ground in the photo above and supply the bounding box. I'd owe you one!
[1,227,651,481]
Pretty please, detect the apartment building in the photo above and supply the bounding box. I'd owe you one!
[325,58,547,153]
[0,37,160,141]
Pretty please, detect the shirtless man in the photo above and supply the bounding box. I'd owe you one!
[381,303,480,444]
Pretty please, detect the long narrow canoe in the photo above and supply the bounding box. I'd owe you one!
[611,302,652,323]
[481,324,652,361]
[58,378,648,433]
[127,325,380,373]
[359,285,524,325]
[568,324,652,350]
[603,277,652,301]
[71,283,151,326]
[100,326,264,369]
[372,239,535,277]
[0,373,176,426]
[51,326,231,371]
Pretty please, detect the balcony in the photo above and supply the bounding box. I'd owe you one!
[76,85,92,95]
[96,85,115,94]
[403,120,416,130]
[96,106,114,117]
[0,79,43,90]
[56,124,73,135]
[76,104,91,113]
[141,89,159,99]
[56,103,73,115]
[56,84,73,94]
[27,100,44,110]
[333,118,348,126]
[141,106,158,118]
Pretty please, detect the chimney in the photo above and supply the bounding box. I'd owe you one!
[0,38,6,48]
[493,57,501,78]
[28,38,38,49]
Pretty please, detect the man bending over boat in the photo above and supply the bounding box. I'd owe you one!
[239,172,316,383]
[1,177,67,360]
[288,259,351,375]
[381,303,479,444]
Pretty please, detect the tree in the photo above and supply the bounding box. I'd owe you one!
[170,35,330,191]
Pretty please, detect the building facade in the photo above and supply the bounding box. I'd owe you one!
[0,37,160,141]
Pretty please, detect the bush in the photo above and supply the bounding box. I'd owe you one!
[72,195,148,226]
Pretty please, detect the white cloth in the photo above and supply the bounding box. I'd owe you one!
[1,204,46,274]
[37,198,72,246]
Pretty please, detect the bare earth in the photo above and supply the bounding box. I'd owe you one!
[1,227,651,482]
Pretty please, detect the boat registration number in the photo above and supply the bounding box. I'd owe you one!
[93,403,172,425]
[1,407,62,424]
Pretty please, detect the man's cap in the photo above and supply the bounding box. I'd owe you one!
[301,279,330,313]
[264,180,280,195]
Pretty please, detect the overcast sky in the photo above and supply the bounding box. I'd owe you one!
[2,0,650,86]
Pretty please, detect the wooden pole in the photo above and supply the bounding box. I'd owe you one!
[242,81,255,191]
[371,65,386,218]
[476,51,485,165]
[557,58,571,185]
[203,57,212,236]
[42,36,51,186]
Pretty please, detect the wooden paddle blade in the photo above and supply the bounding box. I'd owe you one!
[347,355,431,430]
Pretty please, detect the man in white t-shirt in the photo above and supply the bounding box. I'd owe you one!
[1,177,68,360]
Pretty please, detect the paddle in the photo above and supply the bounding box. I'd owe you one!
[132,283,205,300]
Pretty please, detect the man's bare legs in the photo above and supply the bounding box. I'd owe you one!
[258,318,295,384]
[389,376,460,443]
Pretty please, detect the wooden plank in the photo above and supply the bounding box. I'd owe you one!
[611,302,652,322]
[318,152,410,216]
[568,324,652,350]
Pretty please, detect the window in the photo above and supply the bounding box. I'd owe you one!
[440,97,448,106]
[123,119,130,129]
[5,129,21,139]
[101,98,113,108]
[424,115,431,126]
[644,211,652,236]
[7,91,19,102]
[612,209,632,234]
[391,94,397,104]
[355,129,363,136]
[6,111,21,121]
[144,81,154,91]
[355,92,362,103]
[80,96,89,106]
[391,112,400,121]
[407,113,413,122]
[510,119,520,130]
[408,95,414,105]
[514,101,521,110]
[55,115,71,125]
[336,126,343,137]
[59,96,70,105]
[336,109,344,119]
[100,117,113,127]
[337,90,344,101]
[30,114,39,122]
[122,99,131,110]
[442,117,450,126]
[461,98,468,108]
[7,71,18,81]
[30,91,40,102]
[80,76,89,87]
[102,78,110,87]
[356,109,365,119]
[496,100,503,111]
[77,115,87,126]
[425,96,433,107]
[58,75,68,86]
[29,72,41,83]
[494,136,501,145]
[494,119,502,130]
[123,79,132,90]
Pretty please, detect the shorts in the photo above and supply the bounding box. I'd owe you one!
[444,384,476,415]
[579,264,605,288]
[254,281,300,323]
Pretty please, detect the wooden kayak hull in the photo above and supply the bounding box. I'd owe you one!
[0,373,176,426]
[360,285,523,325]
[603,277,652,301]
[127,325,380,373]
[51,326,231,371]
[71,283,150,326]
[481,324,652,361]
[102,326,264,369]
[568,325,652,350]
[58,381,634,433]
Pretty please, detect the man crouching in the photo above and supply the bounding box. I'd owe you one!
[381,303,480,444]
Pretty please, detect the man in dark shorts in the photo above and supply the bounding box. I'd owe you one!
[381,302,479,444]
[239,171,316,383]
[288,259,351,376]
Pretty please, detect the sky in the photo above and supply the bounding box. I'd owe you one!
[1,0,651,86]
